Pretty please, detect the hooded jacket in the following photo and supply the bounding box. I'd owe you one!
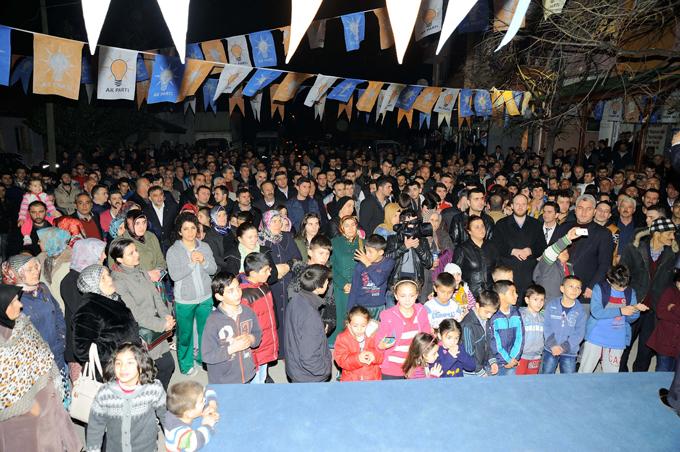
[333,329,384,381]
[239,277,278,365]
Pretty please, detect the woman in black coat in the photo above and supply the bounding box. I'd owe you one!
[454,215,499,300]
[72,264,140,378]
[203,206,237,273]
[223,222,280,283]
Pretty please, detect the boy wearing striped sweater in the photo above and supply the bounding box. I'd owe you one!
[165,381,220,452]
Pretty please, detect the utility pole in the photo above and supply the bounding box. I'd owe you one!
[40,0,57,165]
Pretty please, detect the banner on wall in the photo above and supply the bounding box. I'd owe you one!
[433,88,459,113]
[249,31,277,67]
[226,36,252,66]
[97,46,137,100]
[147,54,184,103]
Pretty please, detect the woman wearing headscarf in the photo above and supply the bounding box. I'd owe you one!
[260,209,300,357]
[2,255,67,374]
[327,196,357,238]
[108,210,166,280]
[110,238,176,388]
[329,215,363,347]
[203,205,236,272]
[374,202,401,239]
[423,210,455,298]
[0,284,81,452]
[72,265,140,380]
[36,227,72,313]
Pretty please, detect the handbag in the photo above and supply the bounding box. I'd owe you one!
[70,342,103,423]
[139,326,173,351]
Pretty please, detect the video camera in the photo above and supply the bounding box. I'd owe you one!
[393,217,433,239]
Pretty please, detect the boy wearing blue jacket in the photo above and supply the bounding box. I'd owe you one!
[579,265,649,373]
[347,234,395,318]
[541,275,587,374]
[487,280,524,376]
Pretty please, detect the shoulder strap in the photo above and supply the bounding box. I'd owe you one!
[87,342,103,380]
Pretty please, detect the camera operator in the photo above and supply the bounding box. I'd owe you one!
[385,209,433,302]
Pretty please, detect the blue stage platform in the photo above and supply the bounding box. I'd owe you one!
[203,372,679,452]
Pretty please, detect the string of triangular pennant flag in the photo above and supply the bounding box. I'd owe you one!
[0,23,538,129]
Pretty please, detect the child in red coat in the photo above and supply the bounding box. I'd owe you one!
[648,273,680,372]
[334,306,383,381]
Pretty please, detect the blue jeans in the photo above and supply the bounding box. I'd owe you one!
[656,355,677,372]
[251,364,268,384]
[496,365,517,376]
[540,350,576,374]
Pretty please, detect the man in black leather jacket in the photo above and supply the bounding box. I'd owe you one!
[385,210,433,290]
[449,187,495,248]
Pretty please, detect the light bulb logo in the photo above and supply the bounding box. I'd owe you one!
[443,93,453,108]
[257,38,270,59]
[226,71,240,89]
[231,44,242,62]
[110,59,128,87]
[423,9,437,26]
[159,68,174,91]
[48,51,69,82]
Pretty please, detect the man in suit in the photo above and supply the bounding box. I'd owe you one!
[144,185,179,252]
[551,194,615,300]
[274,171,297,201]
[540,201,560,246]
[71,193,104,240]
[359,176,392,236]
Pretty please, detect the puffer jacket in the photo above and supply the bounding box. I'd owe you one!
[239,277,278,365]
[167,239,218,304]
[385,232,434,288]
[448,210,495,248]
[454,239,498,298]
[333,329,383,381]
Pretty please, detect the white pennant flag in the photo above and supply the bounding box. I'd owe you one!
[184,98,196,115]
[307,19,327,49]
[385,0,421,63]
[82,0,112,55]
[214,65,252,100]
[436,0,478,54]
[250,91,263,121]
[156,0,191,63]
[85,84,94,103]
[495,0,531,51]
[437,112,451,127]
[226,36,252,66]
[304,75,337,107]
[286,0,323,63]
[376,90,386,122]
[314,93,327,120]
[543,0,567,19]
[415,0,444,41]
[379,83,406,114]
[97,46,138,100]
[433,88,459,113]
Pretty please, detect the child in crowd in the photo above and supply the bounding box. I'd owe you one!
[87,343,166,452]
[580,265,646,373]
[240,252,278,384]
[347,234,395,318]
[17,178,60,245]
[444,263,476,310]
[541,275,587,374]
[462,290,500,376]
[517,285,546,375]
[334,306,384,381]
[376,279,433,380]
[424,272,468,329]
[492,265,514,283]
[202,272,262,384]
[648,271,680,372]
[533,228,578,302]
[197,207,212,229]
[164,381,220,452]
[488,280,524,376]
[285,265,334,382]
[434,319,475,377]
[403,332,443,379]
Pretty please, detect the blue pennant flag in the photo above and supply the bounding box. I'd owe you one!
[459,89,474,117]
[473,90,492,117]
[460,0,490,33]
[242,69,280,97]
[81,55,93,84]
[136,55,149,82]
[396,85,424,111]
[148,55,185,104]
[0,26,10,86]
[593,101,605,121]
[327,78,364,103]
[10,56,32,93]
[341,12,365,52]
[202,78,218,113]
[186,43,204,60]
[249,31,277,67]
[513,91,523,111]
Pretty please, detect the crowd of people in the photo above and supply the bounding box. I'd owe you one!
[1,138,680,451]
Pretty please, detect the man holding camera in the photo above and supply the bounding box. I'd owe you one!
[385,209,433,302]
